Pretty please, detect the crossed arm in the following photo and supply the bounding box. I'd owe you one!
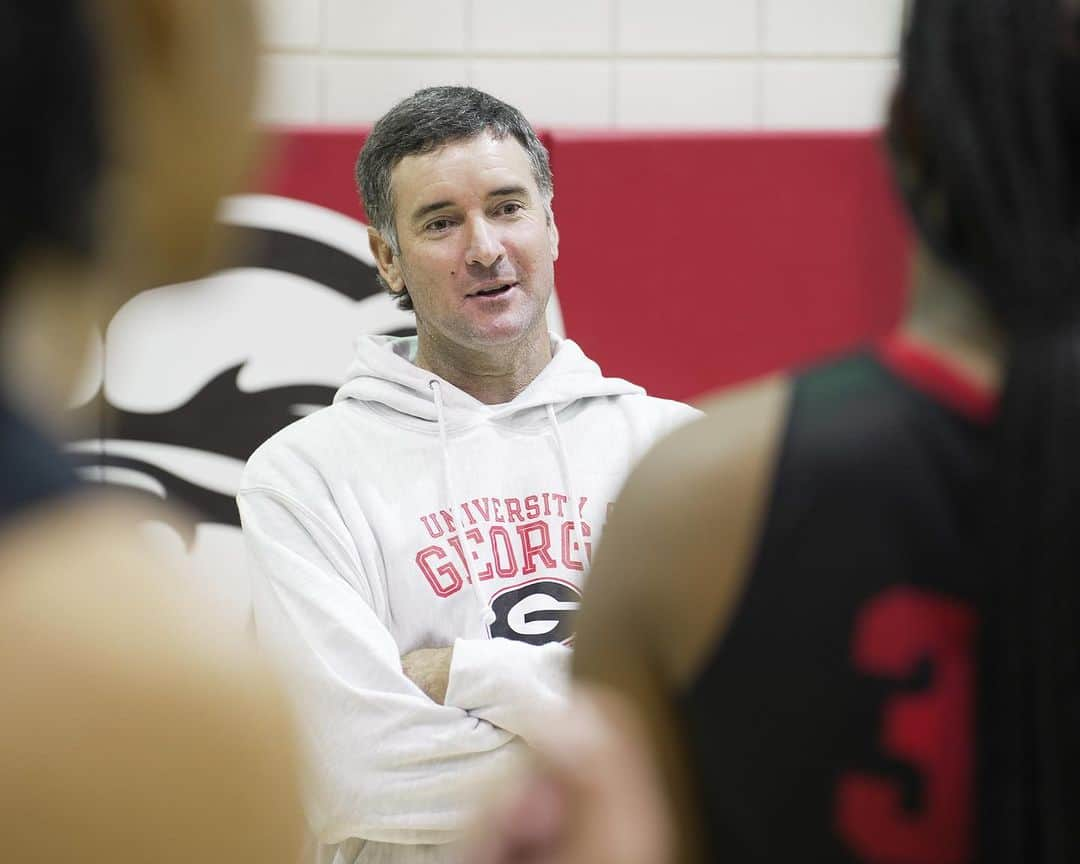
[238,482,571,845]
[402,646,453,703]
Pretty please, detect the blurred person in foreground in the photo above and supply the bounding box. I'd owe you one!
[0,0,303,861]
[481,0,1080,862]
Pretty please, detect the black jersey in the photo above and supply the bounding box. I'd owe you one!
[680,337,995,864]
[0,394,78,525]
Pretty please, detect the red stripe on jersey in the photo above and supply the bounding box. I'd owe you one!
[876,334,998,424]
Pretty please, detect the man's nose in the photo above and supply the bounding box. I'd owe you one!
[464,217,504,268]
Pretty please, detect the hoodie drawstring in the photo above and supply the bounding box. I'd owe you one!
[431,381,588,627]
[545,403,587,572]
[431,380,496,627]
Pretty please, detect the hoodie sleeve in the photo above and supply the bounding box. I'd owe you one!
[237,482,525,847]
[444,637,571,744]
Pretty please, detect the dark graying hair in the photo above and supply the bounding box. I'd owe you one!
[355,86,553,310]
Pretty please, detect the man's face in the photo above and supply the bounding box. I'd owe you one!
[374,132,559,355]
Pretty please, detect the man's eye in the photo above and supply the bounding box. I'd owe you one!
[425,219,452,232]
[497,202,523,216]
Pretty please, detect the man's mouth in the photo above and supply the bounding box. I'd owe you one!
[469,282,517,298]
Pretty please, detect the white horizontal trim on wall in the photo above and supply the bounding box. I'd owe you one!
[255,0,904,130]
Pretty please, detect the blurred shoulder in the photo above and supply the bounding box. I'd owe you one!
[0,492,276,690]
[580,374,792,682]
[0,492,304,862]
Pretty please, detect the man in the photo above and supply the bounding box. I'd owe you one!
[238,86,698,864]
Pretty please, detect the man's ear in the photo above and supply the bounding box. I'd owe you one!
[547,216,560,262]
[368,227,406,295]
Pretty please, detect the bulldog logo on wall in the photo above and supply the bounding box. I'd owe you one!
[487,578,582,646]
[67,194,415,544]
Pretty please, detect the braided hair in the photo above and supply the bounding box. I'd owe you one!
[0,0,103,291]
[890,1,1080,861]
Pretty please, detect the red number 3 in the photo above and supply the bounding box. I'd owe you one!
[835,587,976,864]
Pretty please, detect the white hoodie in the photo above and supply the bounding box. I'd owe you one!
[238,334,699,864]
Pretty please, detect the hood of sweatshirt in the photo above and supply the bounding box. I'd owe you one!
[333,333,642,432]
[332,332,648,628]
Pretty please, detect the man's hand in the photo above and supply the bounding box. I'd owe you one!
[401,646,453,704]
[469,686,671,864]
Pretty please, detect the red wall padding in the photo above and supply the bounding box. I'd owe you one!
[261,127,371,220]
[261,129,913,403]
[549,132,912,402]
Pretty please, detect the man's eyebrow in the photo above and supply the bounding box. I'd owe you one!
[410,187,532,223]
[487,185,531,200]
[411,200,455,223]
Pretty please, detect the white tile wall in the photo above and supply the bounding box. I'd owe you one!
[472,60,613,127]
[323,58,470,124]
[258,0,321,50]
[254,0,906,130]
[617,61,756,128]
[761,60,899,130]
[258,56,321,124]
[472,0,611,55]
[618,0,757,56]
[763,0,905,55]
[325,0,467,54]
